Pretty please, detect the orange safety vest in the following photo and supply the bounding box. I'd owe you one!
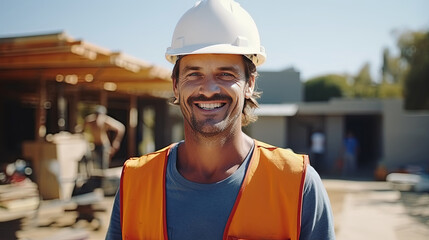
[120,140,309,240]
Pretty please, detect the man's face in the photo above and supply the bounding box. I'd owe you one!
[173,54,255,137]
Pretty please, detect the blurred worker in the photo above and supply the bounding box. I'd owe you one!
[310,129,325,173]
[106,0,335,239]
[83,105,125,170]
[342,131,359,176]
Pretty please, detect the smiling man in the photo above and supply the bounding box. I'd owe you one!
[106,0,335,239]
[176,54,252,137]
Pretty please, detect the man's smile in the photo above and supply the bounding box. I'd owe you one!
[195,102,227,111]
[188,94,231,112]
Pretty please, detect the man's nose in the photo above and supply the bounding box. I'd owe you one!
[198,75,220,96]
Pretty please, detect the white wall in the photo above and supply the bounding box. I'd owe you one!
[382,100,429,170]
[249,116,286,148]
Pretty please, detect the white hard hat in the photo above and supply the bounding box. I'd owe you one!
[165,0,266,66]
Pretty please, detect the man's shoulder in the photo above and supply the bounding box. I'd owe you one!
[255,140,305,157]
[255,140,309,171]
[124,144,174,168]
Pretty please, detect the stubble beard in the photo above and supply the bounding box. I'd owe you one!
[187,104,242,140]
[190,114,230,138]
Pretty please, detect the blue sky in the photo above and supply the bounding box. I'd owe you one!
[1,0,428,80]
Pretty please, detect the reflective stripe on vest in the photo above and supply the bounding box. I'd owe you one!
[121,140,308,240]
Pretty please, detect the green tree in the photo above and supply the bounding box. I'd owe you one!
[377,82,403,98]
[381,48,407,84]
[397,30,429,110]
[304,74,351,102]
[378,47,405,98]
[353,62,377,98]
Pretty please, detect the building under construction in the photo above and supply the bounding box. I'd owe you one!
[0,32,182,170]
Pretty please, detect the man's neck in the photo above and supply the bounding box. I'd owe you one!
[177,130,254,184]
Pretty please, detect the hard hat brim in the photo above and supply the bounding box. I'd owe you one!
[165,43,266,66]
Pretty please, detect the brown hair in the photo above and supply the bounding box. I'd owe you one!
[171,55,261,126]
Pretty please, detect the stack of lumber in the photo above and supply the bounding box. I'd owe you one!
[0,179,39,211]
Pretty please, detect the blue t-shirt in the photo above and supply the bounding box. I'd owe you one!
[106,142,335,240]
[344,137,358,155]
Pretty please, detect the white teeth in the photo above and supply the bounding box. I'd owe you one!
[197,103,223,110]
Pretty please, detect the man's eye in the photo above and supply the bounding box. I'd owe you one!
[218,73,235,80]
[186,72,202,79]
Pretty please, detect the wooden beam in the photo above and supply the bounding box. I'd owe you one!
[128,96,138,157]
[36,78,47,140]
[100,90,107,107]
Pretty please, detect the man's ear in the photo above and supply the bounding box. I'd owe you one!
[172,77,181,105]
[173,77,179,100]
[245,75,255,99]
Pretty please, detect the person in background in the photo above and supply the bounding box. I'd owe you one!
[342,131,359,176]
[310,129,326,173]
[83,105,125,171]
[106,0,335,239]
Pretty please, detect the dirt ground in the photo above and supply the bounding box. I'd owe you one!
[2,179,428,240]
[325,179,429,240]
[14,195,114,240]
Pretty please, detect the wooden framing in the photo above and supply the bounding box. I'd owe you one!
[0,32,176,162]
